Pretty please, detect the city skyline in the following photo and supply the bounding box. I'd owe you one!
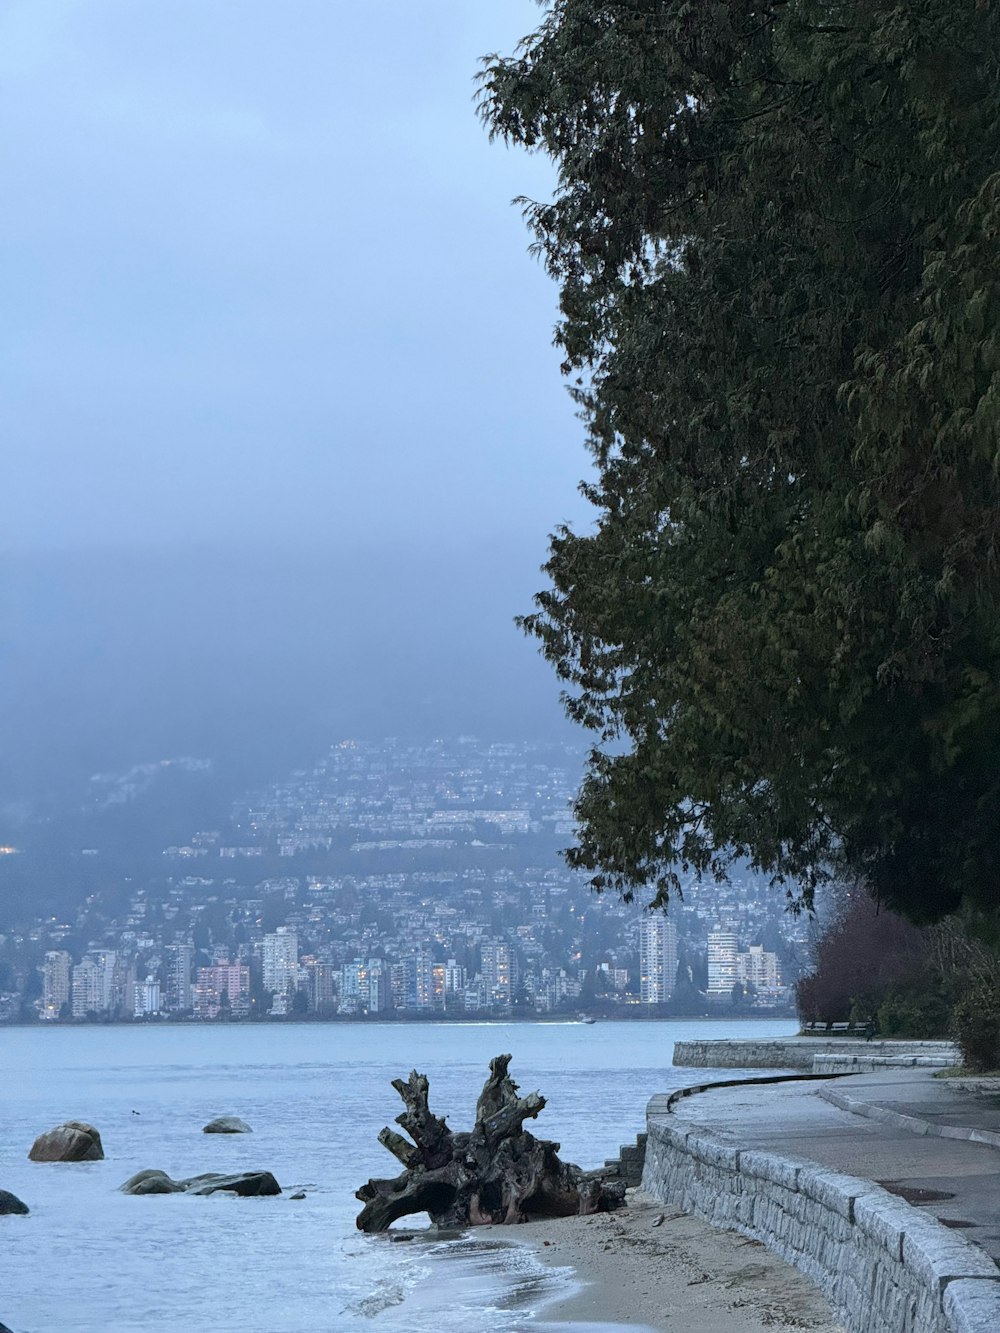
[16,736,806,1026]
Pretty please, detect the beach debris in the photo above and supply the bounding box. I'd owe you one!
[120,1169,280,1197]
[0,1189,29,1216]
[203,1116,253,1134]
[652,1213,665,1227]
[28,1121,104,1162]
[355,1053,626,1232]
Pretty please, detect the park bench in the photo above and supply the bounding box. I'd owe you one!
[801,1021,872,1036]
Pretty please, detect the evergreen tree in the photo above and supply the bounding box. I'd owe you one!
[479,0,1000,924]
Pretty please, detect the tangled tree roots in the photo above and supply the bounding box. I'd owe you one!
[355,1053,626,1232]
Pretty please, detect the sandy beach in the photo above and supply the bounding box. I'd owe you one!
[518,1192,846,1332]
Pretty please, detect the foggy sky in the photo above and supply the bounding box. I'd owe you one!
[0,3,595,796]
[1,1,591,553]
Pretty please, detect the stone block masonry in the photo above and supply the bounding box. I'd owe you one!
[671,1038,959,1071]
[602,1131,647,1186]
[643,1100,1000,1333]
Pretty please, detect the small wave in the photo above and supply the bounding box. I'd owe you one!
[343,1280,407,1317]
[394,1231,577,1329]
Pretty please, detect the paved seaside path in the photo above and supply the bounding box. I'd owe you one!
[666,1068,1000,1263]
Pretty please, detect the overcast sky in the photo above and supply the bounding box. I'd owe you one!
[1,0,591,554]
[0,2,596,787]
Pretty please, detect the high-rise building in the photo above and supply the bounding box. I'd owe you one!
[443,959,466,998]
[432,959,465,1010]
[72,958,102,1018]
[42,950,73,1020]
[262,928,298,996]
[338,958,390,1014]
[165,944,195,1012]
[403,951,434,1010]
[340,958,364,1010]
[737,945,781,993]
[639,916,679,1003]
[111,954,136,1018]
[194,963,250,1019]
[707,928,740,995]
[597,962,630,994]
[480,941,513,1009]
[532,966,581,1013]
[309,962,338,1015]
[71,951,117,1017]
[390,962,407,1010]
[134,978,161,1017]
[366,959,390,1013]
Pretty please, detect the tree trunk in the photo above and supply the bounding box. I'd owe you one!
[355,1054,626,1232]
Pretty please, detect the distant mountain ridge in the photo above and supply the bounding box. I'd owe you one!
[0,538,578,924]
[0,539,573,806]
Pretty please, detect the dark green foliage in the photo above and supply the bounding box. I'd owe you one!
[952,981,1000,1072]
[874,987,951,1039]
[479,2,1000,922]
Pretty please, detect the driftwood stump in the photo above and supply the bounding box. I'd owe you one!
[355,1053,625,1231]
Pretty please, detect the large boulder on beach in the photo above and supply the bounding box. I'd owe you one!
[0,1189,29,1215]
[28,1121,104,1162]
[120,1169,280,1197]
[202,1116,252,1134]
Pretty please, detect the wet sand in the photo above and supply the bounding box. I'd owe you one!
[520,1192,846,1332]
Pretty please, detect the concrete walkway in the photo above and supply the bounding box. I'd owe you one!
[819,1069,1000,1148]
[668,1069,1000,1264]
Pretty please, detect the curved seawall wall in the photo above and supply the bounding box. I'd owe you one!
[642,1093,1000,1333]
[671,1038,958,1071]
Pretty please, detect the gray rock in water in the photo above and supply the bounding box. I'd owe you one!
[119,1169,180,1195]
[202,1116,253,1134]
[120,1169,281,1197]
[185,1172,280,1197]
[0,1189,29,1215]
[28,1121,104,1162]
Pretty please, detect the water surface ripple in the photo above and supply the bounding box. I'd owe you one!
[0,1018,795,1332]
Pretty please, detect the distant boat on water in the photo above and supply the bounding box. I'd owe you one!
[579,1014,596,1025]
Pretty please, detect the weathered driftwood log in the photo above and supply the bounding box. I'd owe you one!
[355,1053,625,1232]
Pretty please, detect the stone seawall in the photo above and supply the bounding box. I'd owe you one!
[642,1093,1000,1333]
[813,1051,959,1075]
[672,1037,958,1071]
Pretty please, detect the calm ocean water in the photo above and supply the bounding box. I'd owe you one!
[0,1018,795,1333]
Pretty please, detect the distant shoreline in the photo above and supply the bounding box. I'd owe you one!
[3,1010,798,1031]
